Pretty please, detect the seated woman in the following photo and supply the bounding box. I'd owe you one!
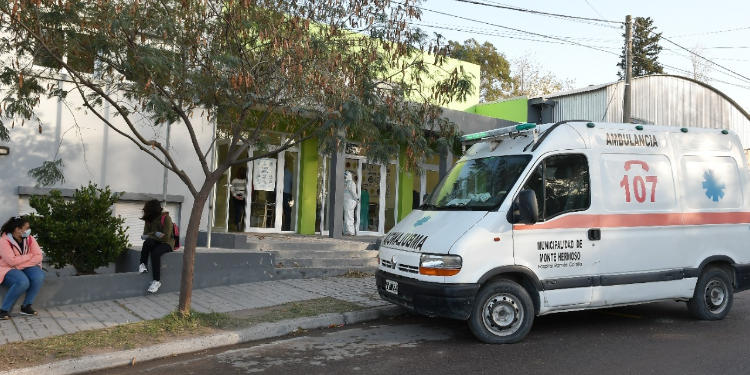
[0,216,45,319]
[138,200,175,294]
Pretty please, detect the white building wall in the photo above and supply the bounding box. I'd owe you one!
[0,76,215,241]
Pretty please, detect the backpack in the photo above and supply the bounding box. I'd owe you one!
[160,214,180,250]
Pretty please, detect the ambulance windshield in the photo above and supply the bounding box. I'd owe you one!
[425,155,531,210]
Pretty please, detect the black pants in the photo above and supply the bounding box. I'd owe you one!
[140,239,172,281]
[282,192,292,231]
[231,197,245,231]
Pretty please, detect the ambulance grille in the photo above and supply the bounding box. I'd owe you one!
[398,264,419,274]
[381,259,395,269]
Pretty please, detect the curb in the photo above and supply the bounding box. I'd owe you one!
[1,305,404,375]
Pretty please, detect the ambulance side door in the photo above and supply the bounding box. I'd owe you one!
[596,153,681,305]
[512,152,597,308]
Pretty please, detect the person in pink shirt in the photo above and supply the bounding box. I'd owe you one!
[0,216,44,319]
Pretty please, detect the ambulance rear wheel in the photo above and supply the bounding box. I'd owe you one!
[468,279,534,344]
[687,267,733,320]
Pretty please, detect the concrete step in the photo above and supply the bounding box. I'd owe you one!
[274,257,379,268]
[198,231,380,251]
[268,249,378,259]
[271,266,377,280]
[244,241,375,252]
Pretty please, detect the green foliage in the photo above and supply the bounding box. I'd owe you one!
[0,0,473,178]
[448,39,511,102]
[27,159,65,187]
[27,183,130,275]
[618,17,664,78]
[448,41,571,100]
[506,56,574,98]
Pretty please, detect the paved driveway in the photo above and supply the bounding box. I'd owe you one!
[93,292,750,374]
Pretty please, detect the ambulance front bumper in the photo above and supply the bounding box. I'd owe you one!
[376,270,480,320]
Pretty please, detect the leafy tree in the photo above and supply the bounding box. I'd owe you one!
[0,0,472,313]
[507,56,574,98]
[448,39,511,102]
[27,183,130,275]
[618,16,664,78]
[690,45,712,83]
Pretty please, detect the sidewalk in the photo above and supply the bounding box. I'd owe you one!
[0,276,387,344]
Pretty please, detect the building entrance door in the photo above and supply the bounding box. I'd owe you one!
[316,148,398,236]
[212,144,249,233]
[342,149,394,236]
[211,137,299,234]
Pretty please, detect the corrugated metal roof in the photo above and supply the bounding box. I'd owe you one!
[530,74,750,147]
[535,81,615,99]
[533,74,750,121]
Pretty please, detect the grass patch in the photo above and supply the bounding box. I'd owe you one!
[0,297,363,371]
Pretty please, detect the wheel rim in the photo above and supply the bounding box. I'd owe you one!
[481,293,524,337]
[704,278,729,314]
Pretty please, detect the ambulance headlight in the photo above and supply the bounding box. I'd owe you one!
[419,254,462,276]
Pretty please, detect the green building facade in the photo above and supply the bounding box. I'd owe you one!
[210,61,530,237]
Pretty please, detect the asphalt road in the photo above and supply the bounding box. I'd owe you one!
[92,293,750,375]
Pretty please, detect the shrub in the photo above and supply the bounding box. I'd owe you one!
[28,183,130,275]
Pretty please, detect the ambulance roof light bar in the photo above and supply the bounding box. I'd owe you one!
[460,123,537,143]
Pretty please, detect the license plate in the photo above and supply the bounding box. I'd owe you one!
[385,280,398,295]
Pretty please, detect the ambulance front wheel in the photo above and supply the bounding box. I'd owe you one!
[468,279,535,344]
[687,267,734,320]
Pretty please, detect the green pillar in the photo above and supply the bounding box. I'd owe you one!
[297,137,319,234]
[397,146,414,221]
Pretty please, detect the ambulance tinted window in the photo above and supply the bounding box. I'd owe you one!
[523,154,590,220]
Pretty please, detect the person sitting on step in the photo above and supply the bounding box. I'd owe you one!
[137,200,175,294]
[0,216,45,319]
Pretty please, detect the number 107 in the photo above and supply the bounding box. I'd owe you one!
[619,175,658,203]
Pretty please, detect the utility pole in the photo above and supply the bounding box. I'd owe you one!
[623,15,633,123]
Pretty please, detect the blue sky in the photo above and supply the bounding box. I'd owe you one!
[417,0,750,111]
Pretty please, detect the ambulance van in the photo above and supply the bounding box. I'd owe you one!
[376,121,750,343]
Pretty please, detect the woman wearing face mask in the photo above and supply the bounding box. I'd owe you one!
[0,216,45,319]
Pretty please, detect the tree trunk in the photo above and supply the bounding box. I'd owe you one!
[177,181,216,315]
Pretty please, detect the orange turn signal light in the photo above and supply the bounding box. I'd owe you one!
[419,267,461,276]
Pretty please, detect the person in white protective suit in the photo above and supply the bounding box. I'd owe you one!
[343,171,359,235]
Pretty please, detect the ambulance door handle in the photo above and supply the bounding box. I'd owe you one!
[588,228,601,241]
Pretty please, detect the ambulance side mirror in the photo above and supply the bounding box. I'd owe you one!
[514,189,539,224]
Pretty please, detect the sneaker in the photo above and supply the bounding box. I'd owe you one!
[20,305,37,316]
[147,280,162,293]
[0,310,9,320]
[138,263,148,273]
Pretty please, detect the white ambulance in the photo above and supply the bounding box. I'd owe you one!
[376,121,750,343]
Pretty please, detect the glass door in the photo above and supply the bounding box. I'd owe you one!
[247,150,279,231]
[316,156,330,234]
[212,143,249,233]
[245,135,300,233]
[229,165,249,232]
[280,150,299,232]
[359,162,383,234]
[344,158,361,235]
[212,144,230,232]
